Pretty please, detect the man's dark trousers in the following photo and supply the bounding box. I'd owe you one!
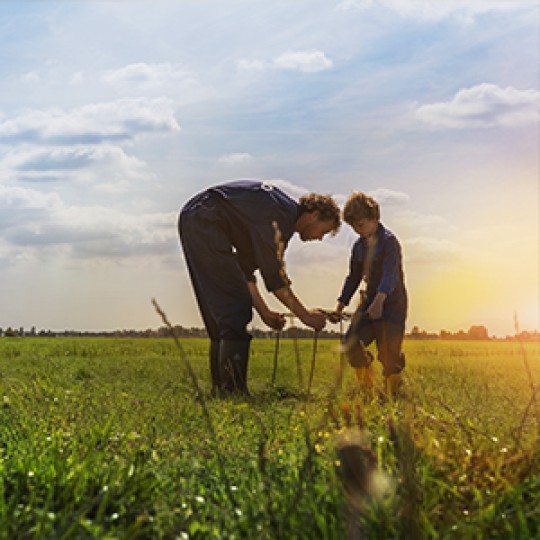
[179,192,252,393]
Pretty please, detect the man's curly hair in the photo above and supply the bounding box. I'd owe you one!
[299,193,341,234]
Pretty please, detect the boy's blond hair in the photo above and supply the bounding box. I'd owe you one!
[343,192,380,225]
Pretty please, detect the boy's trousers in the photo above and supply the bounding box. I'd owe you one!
[345,311,405,377]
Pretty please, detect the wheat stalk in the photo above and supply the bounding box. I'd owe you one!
[151,298,239,511]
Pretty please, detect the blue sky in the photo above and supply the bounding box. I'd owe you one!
[1,0,538,336]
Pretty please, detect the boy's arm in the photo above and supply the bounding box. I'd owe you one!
[378,236,401,296]
[328,244,363,323]
[336,243,363,306]
[367,235,402,319]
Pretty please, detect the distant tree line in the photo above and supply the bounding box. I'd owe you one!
[0,324,538,341]
[407,325,540,342]
[0,325,341,340]
[0,326,207,339]
[408,325,491,340]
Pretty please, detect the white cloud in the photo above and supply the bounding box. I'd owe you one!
[94,179,131,194]
[70,71,84,86]
[269,179,318,199]
[269,179,347,212]
[338,0,537,22]
[338,0,373,10]
[100,62,214,106]
[0,186,64,250]
[273,50,333,73]
[217,153,253,165]
[102,62,199,90]
[416,84,540,128]
[3,145,151,187]
[237,50,333,74]
[0,184,63,214]
[6,145,120,172]
[285,237,348,279]
[368,188,409,205]
[237,59,267,72]
[0,184,176,260]
[22,71,40,84]
[0,97,180,145]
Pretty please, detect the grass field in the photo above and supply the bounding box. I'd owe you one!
[0,336,538,539]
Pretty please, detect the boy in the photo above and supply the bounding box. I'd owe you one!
[331,192,407,396]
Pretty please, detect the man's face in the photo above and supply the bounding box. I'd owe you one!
[299,212,336,241]
[352,218,378,239]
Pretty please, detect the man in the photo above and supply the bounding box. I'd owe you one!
[179,180,340,396]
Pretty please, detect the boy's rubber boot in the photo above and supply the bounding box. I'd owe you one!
[219,340,251,396]
[209,340,221,397]
[384,372,403,399]
[355,365,375,390]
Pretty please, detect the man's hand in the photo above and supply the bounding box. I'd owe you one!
[301,309,327,332]
[272,286,326,332]
[249,281,286,331]
[262,311,286,331]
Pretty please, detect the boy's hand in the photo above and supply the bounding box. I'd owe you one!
[366,303,383,319]
[366,292,387,319]
[327,301,346,323]
[327,311,343,323]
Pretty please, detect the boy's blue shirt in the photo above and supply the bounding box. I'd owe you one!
[338,223,407,321]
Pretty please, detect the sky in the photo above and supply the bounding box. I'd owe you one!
[1,0,538,337]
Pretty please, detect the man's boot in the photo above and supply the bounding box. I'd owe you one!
[209,340,221,397]
[219,340,251,395]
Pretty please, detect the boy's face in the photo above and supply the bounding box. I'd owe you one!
[352,218,378,239]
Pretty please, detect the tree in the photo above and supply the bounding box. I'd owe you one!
[468,325,489,340]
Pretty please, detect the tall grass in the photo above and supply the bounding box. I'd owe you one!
[0,336,538,538]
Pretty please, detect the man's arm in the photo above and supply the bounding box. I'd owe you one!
[272,286,326,332]
[247,281,286,331]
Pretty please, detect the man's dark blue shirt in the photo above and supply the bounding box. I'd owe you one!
[206,180,299,292]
